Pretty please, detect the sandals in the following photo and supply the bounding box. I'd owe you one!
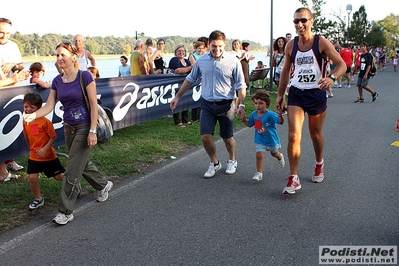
[2,172,19,182]
[176,123,185,127]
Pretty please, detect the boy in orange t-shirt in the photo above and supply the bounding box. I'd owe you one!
[23,92,64,211]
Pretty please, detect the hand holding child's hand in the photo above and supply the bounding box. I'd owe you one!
[275,107,282,116]
[24,113,37,124]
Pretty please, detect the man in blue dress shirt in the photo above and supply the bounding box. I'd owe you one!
[170,30,247,179]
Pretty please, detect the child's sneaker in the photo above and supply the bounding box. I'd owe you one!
[278,154,285,168]
[372,92,379,102]
[28,198,44,211]
[282,175,301,194]
[252,172,263,181]
[354,98,364,103]
[312,161,324,183]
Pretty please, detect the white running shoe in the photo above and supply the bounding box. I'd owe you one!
[225,160,237,175]
[97,181,113,202]
[204,162,222,178]
[278,154,285,168]
[53,213,74,225]
[252,172,263,181]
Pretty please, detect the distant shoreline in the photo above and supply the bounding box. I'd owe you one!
[23,51,268,63]
[22,54,122,63]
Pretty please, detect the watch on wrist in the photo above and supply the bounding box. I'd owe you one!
[89,129,97,134]
[328,74,336,82]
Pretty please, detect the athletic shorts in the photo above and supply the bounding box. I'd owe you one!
[27,158,65,177]
[200,99,236,138]
[288,86,327,115]
[274,72,281,82]
[346,67,351,73]
[356,77,369,88]
[256,143,281,153]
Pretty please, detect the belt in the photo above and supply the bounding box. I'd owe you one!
[205,99,233,106]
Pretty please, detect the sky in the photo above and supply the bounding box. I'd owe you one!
[2,0,395,47]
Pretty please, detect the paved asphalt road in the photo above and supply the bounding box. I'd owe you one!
[0,67,398,265]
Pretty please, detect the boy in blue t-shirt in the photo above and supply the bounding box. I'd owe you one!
[241,90,285,181]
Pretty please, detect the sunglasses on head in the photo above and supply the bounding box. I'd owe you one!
[293,18,311,24]
[56,41,78,54]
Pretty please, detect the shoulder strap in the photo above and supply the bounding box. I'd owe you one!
[312,35,329,78]
[290,36,299,63]
[79,70,90,111]
[276,54,284,67]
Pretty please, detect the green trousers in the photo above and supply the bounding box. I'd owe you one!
[59,123,108,215]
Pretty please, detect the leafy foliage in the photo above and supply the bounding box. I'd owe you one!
[299,0,398,47]
[10,33,267,57]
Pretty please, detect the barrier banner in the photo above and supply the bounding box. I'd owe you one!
[0,74,202,162]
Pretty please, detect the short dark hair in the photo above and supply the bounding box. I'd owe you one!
[209,30,226,43]
[252,89,271,108]
[0,18,12,26]
[145,39,153,46]
[197,36,209,47]
[242,42,250,49]
[295,7,313,19]
[120,55,128,62]
[23,92,43,109]
[29,62,45,73]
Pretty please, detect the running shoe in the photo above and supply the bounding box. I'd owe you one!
[225,160,237,175]
[252,172,263,182]
[312,161,324,183]
[282,175,301,194]
[204,162,222,178]
[372,92,379,102]
[354,98,364,103]
[28,198,44,211]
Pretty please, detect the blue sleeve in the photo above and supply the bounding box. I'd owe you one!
[270,111,281,124]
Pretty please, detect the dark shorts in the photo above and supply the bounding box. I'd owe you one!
[346,67,352,73]
[356,77,369,88]
[200,99,236,138]
[27,158,65,177]
[288,86,327,115]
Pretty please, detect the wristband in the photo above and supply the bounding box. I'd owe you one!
[239,104,246,108]
[89,129,97,134]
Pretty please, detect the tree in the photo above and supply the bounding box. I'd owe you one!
[123,44,131,56]
[349,5,371,45]
[299,0,337,40]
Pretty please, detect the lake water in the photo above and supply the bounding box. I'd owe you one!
[19,52,270,86]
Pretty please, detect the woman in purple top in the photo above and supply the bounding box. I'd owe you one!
[24,42,113,225]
